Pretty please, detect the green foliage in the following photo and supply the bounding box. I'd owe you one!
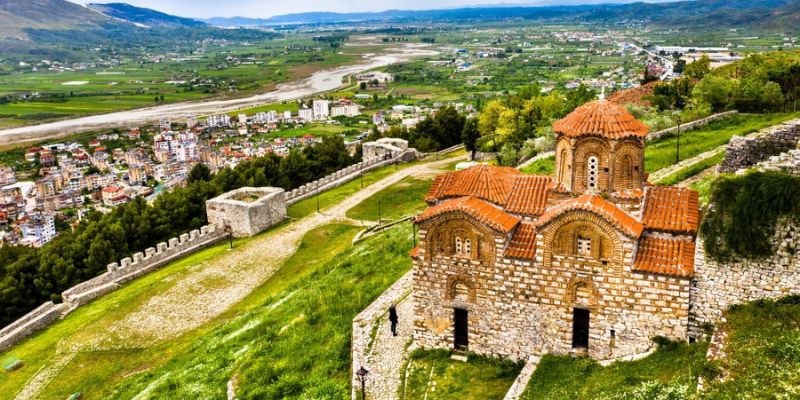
[521,340,709,400]
[373,106,465,152]
[0,136,358,326]
[700,171,800,260]
[400,348,522,400]
[520,156,555,175]
[346,177,432,222]
[684,55,711,81]
[109,224,412,399]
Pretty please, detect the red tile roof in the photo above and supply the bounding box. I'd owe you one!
[426,164,522,205]
[641,186,700,234]
[427,165,559,217]
[505,175,554,216]
[634,235,695,278]
[415,196,520,233]
[504,223,538,259]
[537,194,644,238]
[553,100,649,140]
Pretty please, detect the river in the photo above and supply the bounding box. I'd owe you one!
[0,44,438,145]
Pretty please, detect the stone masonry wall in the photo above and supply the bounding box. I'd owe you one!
[207,187,286,237]
[689,222,800,338]
[0,224,226,352]
[753,149,800,176]
[646,111,738,142]
[413,214,690,362]
[719,119,800,173]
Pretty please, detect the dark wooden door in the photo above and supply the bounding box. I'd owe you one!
[454,308,469,351]
[572,308,590,350]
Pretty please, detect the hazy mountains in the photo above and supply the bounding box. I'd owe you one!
[87,2,207,28]
[204,0,800,31]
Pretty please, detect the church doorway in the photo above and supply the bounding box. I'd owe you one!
[572,308,590,350]
[454,308,469,351]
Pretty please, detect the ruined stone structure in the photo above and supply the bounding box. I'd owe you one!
[206,187,287,237]
[362,138,410,160]
[719,119,800,173]
[411,100,701,361]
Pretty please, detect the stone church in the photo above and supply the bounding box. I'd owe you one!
[410,99,701,361]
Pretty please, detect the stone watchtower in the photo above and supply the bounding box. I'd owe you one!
[552,99,649,194]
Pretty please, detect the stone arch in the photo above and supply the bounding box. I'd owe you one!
[446,274,477,303]
[552,220,614,260]
[541,209,625,267]
[565,276,600,308]
[422,214,495,263]
[555,138,573,190]
[573,138,611,193]
[613,140,643,191]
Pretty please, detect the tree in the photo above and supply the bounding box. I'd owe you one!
[461,118,480,160]
[692,75,735,111]
[684,55,711,81]
[188,163,212,183]
[359,81,367,90]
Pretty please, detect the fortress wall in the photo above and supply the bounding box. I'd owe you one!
[719,119,800,173]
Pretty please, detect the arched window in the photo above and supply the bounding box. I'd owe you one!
[558,149,569,184]
[455,237,463,254]
[587,156,599,191]
[577,235,592,256]
[464,239,472,255]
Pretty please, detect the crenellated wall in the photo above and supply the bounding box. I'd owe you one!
[0,224,227,351]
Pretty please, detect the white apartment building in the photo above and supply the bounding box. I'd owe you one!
[313,100,330,120]
[331,104,360,118]
[298,108,314,122]
[20,213,56,247]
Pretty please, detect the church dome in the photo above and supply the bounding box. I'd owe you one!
[553,100,649,140]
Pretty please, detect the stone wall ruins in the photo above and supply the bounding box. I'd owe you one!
[207,187,286,237]
[719,119,800,173]
[689,224,800,338]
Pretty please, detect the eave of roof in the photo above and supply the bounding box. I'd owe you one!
[415,196,520,233]
[536,194,644,238]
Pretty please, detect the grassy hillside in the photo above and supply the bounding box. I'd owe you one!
[521,296,800,399]
[88,3,207,27]
[0,0,110,38]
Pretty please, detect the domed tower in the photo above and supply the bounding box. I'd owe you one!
[552,99,649,194]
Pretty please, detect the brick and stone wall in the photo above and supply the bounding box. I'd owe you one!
[752,149,800,176]
[646,111,738,142]
[412,213,690,362]
[719,119,800,173]
[689,222,800,338]
[206,187,286,237]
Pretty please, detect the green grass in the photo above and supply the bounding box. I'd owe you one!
[689,173,718,206]
[702,296,800,399]
[520,155,555,175]
[644,113,800,173]
[654,151,725,186]
[346,177,432,222]
[0,222,361,398]
[107,224,413,399]
[400,349,522,400]
[521,340,710,400]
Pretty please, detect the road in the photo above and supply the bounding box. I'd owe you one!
[0,44,437,146]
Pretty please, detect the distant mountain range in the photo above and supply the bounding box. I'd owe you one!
[87,2,207,28]
[204,0,800,31]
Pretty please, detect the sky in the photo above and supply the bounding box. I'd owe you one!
[77,0,678,19]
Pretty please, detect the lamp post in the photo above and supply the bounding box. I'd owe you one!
[316,190,320,214]
[675,115,682,164]
[356,366,369,400]
[378,200,382,226]
[225,224,233,250]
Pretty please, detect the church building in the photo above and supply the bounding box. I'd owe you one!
[410,99,700,361]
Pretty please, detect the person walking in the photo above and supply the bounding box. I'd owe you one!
[389,305,398,337]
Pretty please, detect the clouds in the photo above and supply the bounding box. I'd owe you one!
[80,0,677,19]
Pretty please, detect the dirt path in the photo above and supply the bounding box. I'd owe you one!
[15,156,462,399]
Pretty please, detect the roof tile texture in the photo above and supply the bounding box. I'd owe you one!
[641,186,700,234]
[553,100,649,140]
[505,223,538,259]
[416,196,520,233]
[634,235,695,277]
[537,194,644,238]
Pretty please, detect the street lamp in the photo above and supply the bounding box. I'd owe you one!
[675,115,682,164]
[378,200,382,226]
[356,366,369,400]
[224,224,233,250]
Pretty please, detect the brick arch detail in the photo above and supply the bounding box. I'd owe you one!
[565,276,600,309]
[612,140,644,191]
[540,209,625,267]
[446,274,477,303]
[573,138,611,193]
[421,213,497,264]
